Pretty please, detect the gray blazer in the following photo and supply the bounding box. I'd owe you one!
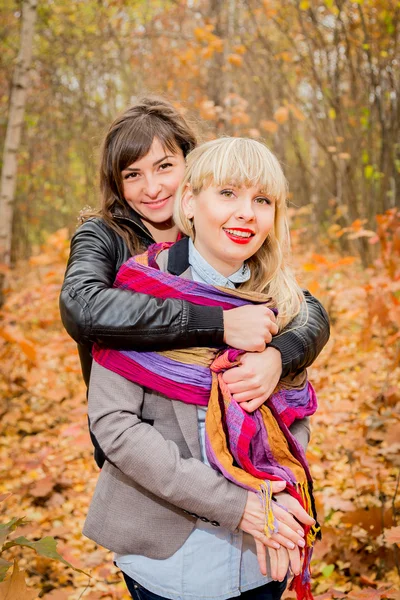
[83,249,310,558]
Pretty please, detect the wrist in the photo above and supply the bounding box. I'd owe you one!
[264,346,283,376]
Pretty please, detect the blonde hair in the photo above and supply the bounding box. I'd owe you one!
[173,137,303,329]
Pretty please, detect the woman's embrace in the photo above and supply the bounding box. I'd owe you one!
[83,136,323,600]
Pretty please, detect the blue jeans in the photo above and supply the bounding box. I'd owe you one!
[123,573,287,600]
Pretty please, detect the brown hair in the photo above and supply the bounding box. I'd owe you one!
[83,96,197,255]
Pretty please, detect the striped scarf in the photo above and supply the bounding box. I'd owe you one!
[92,242,320,599]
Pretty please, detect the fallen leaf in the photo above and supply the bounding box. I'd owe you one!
[384,526,400,545]
[0,562,37,600]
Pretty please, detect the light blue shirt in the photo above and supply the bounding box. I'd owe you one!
[115,242,272,600]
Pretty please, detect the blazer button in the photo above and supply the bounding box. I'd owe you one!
[211,521,220,527]
[199,516,209,522]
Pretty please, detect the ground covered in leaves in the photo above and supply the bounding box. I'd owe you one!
[0,227,399,600]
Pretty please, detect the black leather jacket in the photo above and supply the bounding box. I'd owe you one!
[60,206,330,386]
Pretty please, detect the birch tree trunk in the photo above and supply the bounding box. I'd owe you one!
[0,0,38,270]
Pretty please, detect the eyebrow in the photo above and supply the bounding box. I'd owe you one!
[123,155,174,172]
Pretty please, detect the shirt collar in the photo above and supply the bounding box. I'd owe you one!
[188,238,251,289]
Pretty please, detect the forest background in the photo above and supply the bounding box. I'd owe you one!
[0,0,399,599]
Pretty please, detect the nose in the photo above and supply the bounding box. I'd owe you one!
[143,174,162,199]
[235,198,255,222]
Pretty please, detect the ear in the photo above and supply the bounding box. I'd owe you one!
[181,184,195,219]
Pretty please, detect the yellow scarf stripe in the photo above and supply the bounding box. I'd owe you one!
[260,405,307,484]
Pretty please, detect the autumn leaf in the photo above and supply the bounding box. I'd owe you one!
[2,538,88,576]
[0,328,36,362]
[30,476,54,499]
[0,560,12,584]
[347,588,383,600]
[227,53,243,67]
[321,564,335,577]
[274,106,289,124]
[0,562,37,600]
[384,526,400,545]
[260,120,278,134]
[0,518,27,546]
[260,119,279,133]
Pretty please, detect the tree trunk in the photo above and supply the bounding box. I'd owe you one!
[0,0,38,272]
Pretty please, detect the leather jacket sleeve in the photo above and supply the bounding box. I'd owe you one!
[59,219,224,350]
[269,290,330,377]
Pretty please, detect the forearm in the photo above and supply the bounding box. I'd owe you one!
[88,362,247,530]
[60,220,224,349]
[269,290,330,377]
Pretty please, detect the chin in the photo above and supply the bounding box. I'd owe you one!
[143,210,173,224]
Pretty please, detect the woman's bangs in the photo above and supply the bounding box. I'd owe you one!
[191,138,287,202]
[117,118,180,172]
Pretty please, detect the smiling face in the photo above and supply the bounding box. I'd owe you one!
[183,184,276,277]
[121,138,186,239]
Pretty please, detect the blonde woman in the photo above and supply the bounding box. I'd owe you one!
[84,138,321,600]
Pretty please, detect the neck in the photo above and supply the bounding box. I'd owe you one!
[192,240,244,278]
[192,244,242,277]
[143,219,179,243]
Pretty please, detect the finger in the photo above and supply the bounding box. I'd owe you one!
[268,547,279,580]
[263,306,277,322]
[273,523,305,549]
[268,322,279,335]
[287,546,301,576]
[283,498,316,526]
[271,480,286,494]
[255,540,267,576]
[226,380,260,394]
[276,548,290,582]
[264,331,273,344]
[221,367,243,384]
[238,397,267,413]
[269,532,297,550]
[232,390,264,403]
[274,504,307,536]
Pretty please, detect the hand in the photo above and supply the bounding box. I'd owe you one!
[239,488,307,550]
[239,491,312,550]
[223,305,278,352]
[222,347,282,412]
[255,538,301,578]
[273,492,316,529]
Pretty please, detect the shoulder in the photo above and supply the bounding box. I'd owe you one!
[73,217,117,240]
[70,217,122,256]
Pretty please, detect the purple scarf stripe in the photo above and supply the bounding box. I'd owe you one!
[120,350,212,389]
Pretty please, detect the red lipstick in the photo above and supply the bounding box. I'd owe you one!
[223,228,255,245]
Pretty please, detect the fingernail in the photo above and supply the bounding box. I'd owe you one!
[298,539,305,547]
[288,542,295,549]
[272,543,280,549]
[297,529,305,537]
